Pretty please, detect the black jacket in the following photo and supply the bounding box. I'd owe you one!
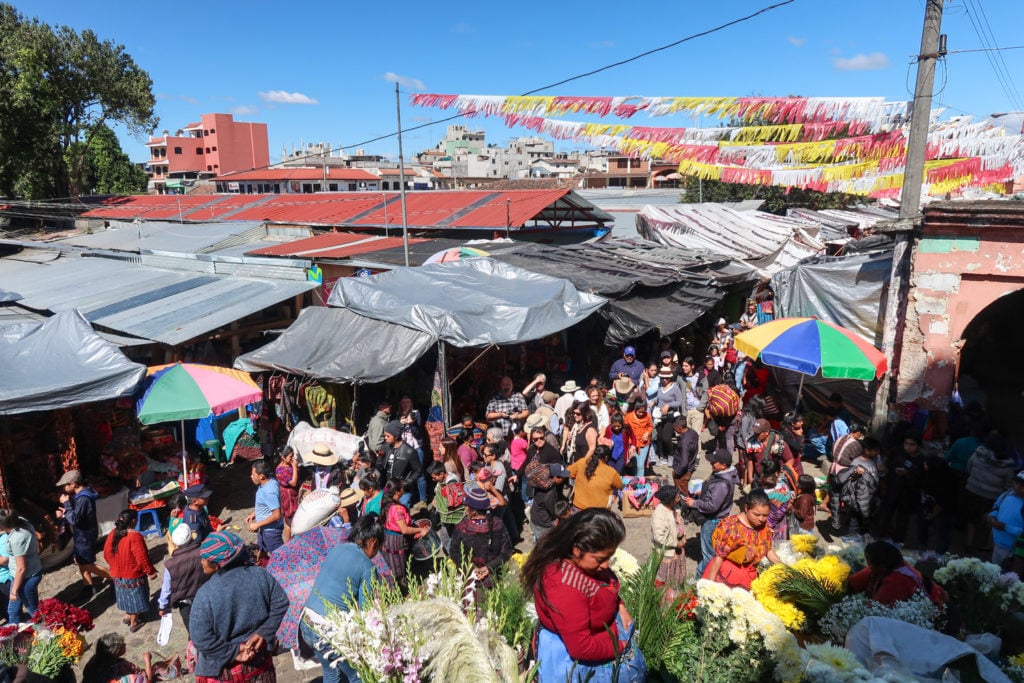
[164,542,210,607]
[672,429,699,478]
[692,467,740,521]
[379,441,422,491]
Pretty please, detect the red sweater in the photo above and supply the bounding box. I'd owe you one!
[534,560,621,661]
[104,530,155,579]
[847,564,921,606]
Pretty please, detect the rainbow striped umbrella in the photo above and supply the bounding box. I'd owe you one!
[733,317,887,381]
[137,363,262,472]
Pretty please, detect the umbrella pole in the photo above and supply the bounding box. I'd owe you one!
[796,375,805,407]
[181,419,188,484]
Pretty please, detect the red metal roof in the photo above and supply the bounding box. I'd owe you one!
[82,189,586,231]
[215,168,379,182]
[248,232,427,258]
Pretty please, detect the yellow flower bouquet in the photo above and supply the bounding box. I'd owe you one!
[752,557,851,633]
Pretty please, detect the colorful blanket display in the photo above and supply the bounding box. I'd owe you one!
[621,476,659,511]
[411,93,1024,198]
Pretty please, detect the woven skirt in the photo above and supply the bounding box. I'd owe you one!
[114,577,150,615]
[382,532,409,587]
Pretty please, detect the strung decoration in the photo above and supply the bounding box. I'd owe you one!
[411,93,1024,196]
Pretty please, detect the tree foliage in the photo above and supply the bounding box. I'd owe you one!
[0,4,156,198]
[83,124,147,195]
[678,175,862,214]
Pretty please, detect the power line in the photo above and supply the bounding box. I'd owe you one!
[960,0,1024,115]
[946,44,1024,54]
[239,0,797,173]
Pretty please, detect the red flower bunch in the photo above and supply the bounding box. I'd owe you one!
[0,625,17,639]
[672,588,699,621]
[33,599,93,633]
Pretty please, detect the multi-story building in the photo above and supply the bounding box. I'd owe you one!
[146,113,269,194]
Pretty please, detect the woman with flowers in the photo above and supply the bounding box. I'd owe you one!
[848,541,943,606]
[703,489,781,590]
[521,508,645,682]
[380,478,427,592]
[103,510,156,633]
[650,486,686,590]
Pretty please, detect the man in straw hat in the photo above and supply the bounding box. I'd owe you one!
[190,530,288,680]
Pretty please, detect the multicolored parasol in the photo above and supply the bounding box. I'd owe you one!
[733,317,887,381]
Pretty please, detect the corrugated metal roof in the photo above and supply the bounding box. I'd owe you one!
[55,220,265,253]
[82,190,614,231]
[247,233,430,259]
[0,253,317,346]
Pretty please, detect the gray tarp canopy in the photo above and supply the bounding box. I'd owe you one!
[0,310,146,415]
[326,258,607,348]
[770,247,893,348]
[234,306,435,384]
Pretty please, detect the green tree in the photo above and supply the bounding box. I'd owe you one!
[82,124,147,194]
[678,176,861,214]
[0,4,156,198]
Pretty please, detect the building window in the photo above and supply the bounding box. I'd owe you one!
[213,164,218,168]
[328,183,338,191]
[273,184,280,194]
[209,129,215,134]
[173,147,182,154]
[205,148,211,153]
[196,148,203,155]
[211,146,217,151]
[348,183,356,191]
[615,159,628,169]
[203,130,208,136]
[207,165,213,171]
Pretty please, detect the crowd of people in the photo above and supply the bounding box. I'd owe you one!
[4,300,1024,682]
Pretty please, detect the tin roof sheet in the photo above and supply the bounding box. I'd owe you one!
[0,253,317,346]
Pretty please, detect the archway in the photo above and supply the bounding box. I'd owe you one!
[959,288,1024,447]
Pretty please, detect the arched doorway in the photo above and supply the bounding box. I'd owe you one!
[958,288,1024,447]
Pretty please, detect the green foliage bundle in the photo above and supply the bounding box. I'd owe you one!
[773,565,846,621]
[618,548,677,673]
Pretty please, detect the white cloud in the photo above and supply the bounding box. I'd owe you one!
[258,90,319,105]
[384,72,426,91]
[231,105,259,116]
[833,52,890,71]
[786,36,805,47]
[450,21,474,34]
[156,93,199,104]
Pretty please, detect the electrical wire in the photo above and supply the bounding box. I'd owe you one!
[247,0,797,172]
[961,0,1024,115]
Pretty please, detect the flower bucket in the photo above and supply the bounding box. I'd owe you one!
[411,519,443,561]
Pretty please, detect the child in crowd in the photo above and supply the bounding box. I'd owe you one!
[792,475,818,534]
[989,471,1024,567]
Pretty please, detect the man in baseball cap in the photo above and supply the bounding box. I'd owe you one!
[608,344,645,387]
[182,484,214,544]
[158,522,209,637]
[56,470,111,597]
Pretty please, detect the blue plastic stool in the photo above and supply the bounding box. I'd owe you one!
[135,509,162,538]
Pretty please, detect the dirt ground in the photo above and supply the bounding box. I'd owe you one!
[41,452,833,682]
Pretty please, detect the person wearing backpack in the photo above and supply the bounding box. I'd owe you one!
[428,462,465,536]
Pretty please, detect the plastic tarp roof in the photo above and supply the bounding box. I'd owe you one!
[636,204,825,279]
[0,310,146,415]
[770,248,893,348]
[327,258,607,348]
[234,306,435,384]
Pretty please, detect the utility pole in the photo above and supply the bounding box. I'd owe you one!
[872,0,944,432]
[395,83,410,267]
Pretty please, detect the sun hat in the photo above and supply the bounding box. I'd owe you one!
[200,530,244,566]
[658,367,675,379]
[560,380,581,393]
[573,389,589,402]
[56,470,82,487]
[338,487,364,507]
[541,390,559,404]
[525,414,547,432]
[613,377,635,395]
[463,483,491,510]
[752,418,771,435]
[306,442,339,466]
[170,523,194,547]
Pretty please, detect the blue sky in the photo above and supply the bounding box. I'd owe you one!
[14,0,1024,164]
